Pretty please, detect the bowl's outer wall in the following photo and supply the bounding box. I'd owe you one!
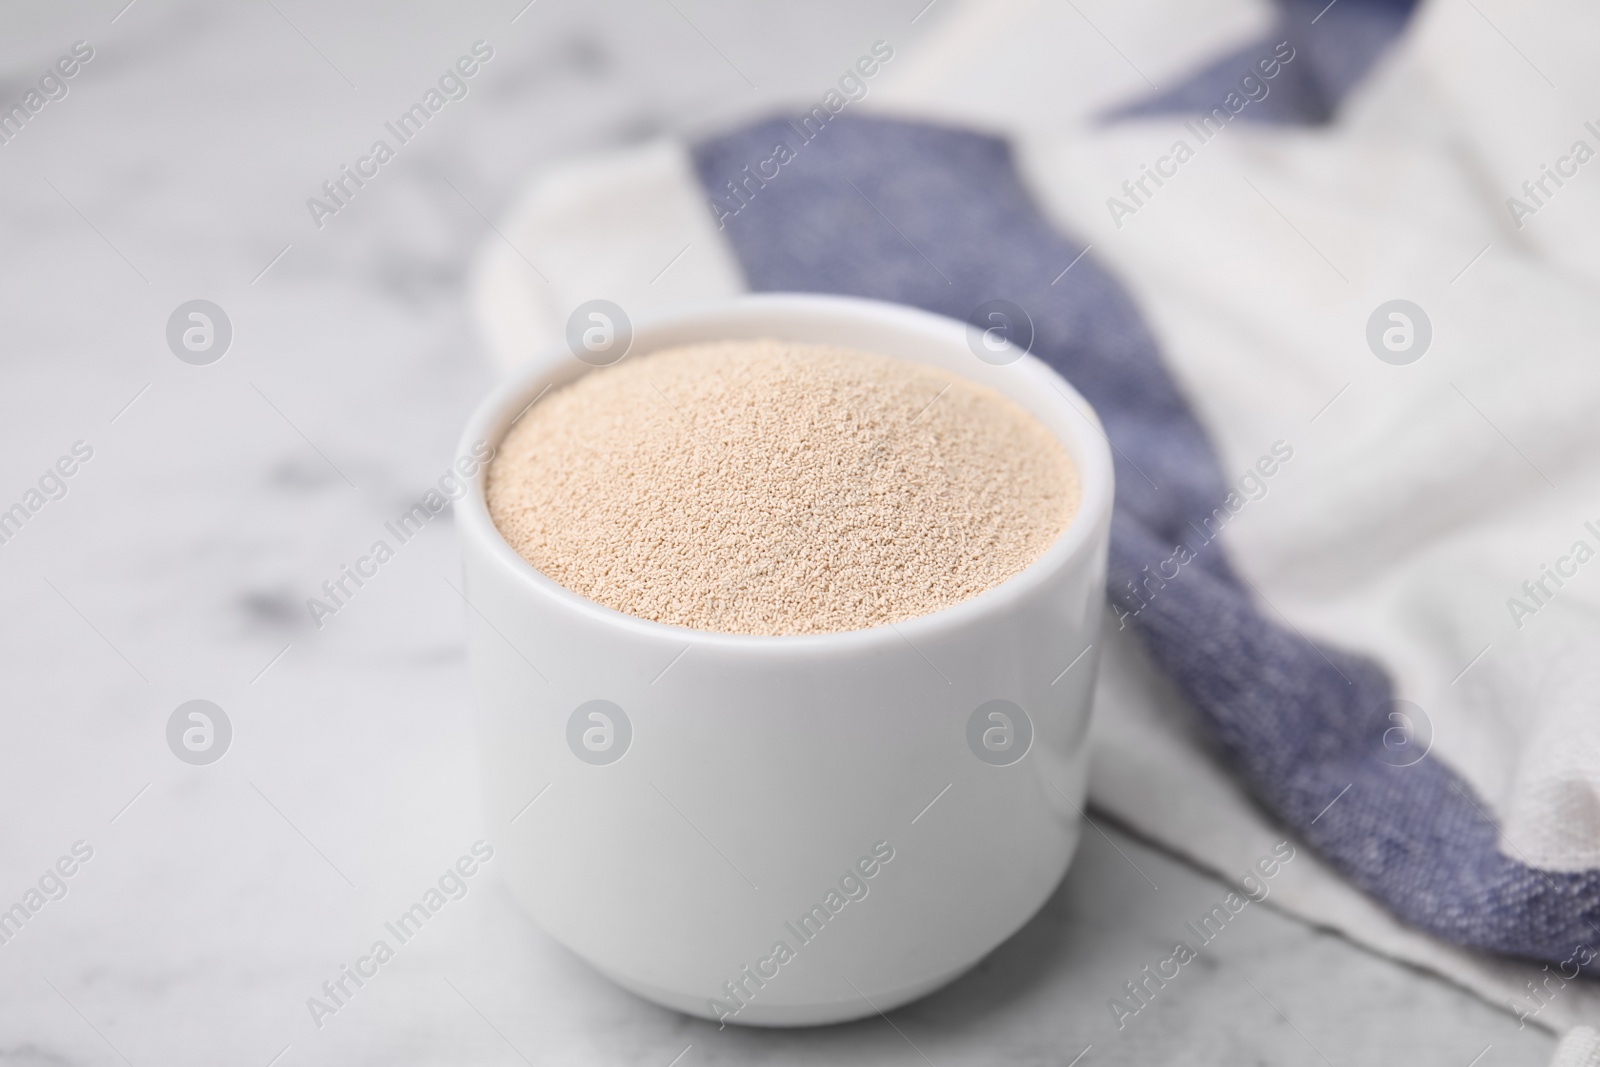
[458,295,1114,1024]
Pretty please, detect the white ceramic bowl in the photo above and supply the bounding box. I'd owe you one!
[457,294,1113,1026]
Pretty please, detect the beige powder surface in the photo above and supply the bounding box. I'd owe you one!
[486,340,1079,636]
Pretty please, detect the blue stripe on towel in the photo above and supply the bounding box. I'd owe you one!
[1104,0,1420,126]
[692,114,1600,968]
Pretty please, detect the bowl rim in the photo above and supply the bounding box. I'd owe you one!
[456,292,1114,654]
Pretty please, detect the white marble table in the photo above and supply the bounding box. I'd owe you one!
[0,2,1556,1063]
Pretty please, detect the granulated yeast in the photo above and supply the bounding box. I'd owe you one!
[487,340,1079,635]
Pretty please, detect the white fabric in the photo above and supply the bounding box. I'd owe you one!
[1555,1027,1600,1067]
[468,138,747,371]
[468,0,1600,1038]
